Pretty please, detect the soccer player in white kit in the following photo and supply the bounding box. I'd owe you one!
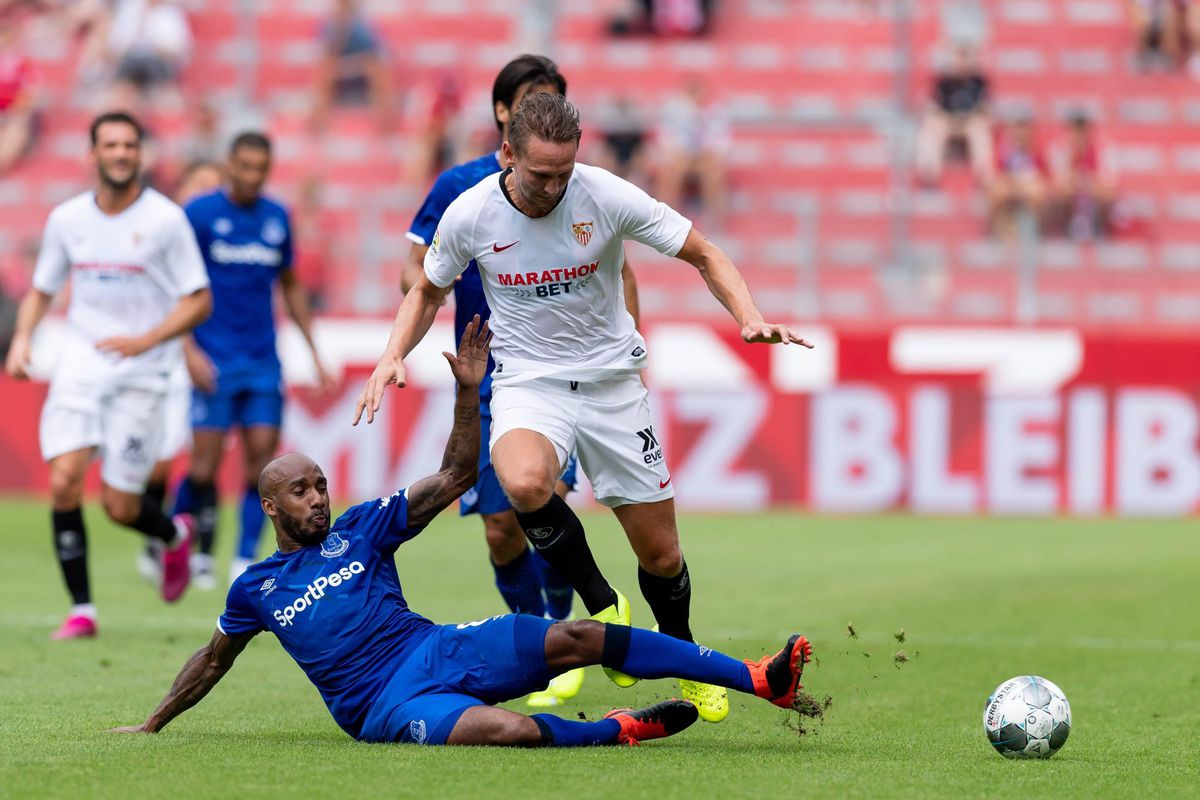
[4,112,213,639]
[355,93,811,723]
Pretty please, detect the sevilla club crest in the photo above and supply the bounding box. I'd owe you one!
[572,221,593,247]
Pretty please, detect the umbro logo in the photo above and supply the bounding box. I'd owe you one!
[260,578,276,596]
[492,240,519,253]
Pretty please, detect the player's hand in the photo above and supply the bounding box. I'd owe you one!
[313,359,337,395]
[353,356,408,426]
[443,314,491,390]
[4,335,32,380]
[740,322,814,348]
[106,723,156,734]
[95,334,154,359]
[185,346,218,394]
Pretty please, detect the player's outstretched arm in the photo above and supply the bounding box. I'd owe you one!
[404,314,491,528]
[4,289,54,380]
[352,272,451,426]
[108,628,254,734]
[95,287,213,359]
[278,270,334,391]
[674,229,814,348]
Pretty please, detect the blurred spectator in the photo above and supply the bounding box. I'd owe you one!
[405,70,463,184]
[292,175,334,312]
[181,98,223,165]
[915,44,993,186]
[1047,114,1120,241]
[1128,0,1187,70]
[104,0,192,112]
[48,0,113,91]
[0,12,37,174]
[988,116,1048,240]
[595,94,648,183]
[610,0,713,37]
[1187,2,1200,78]
[655,79,729,226]
[310,0,393,133]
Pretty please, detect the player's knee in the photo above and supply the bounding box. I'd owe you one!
[101,492,140,525]
[557,619,605,659]
[48,469,84,508]
[188,461,218,485]
[487,715,542,746]
[640,547,684,578]
[503,474,555,514]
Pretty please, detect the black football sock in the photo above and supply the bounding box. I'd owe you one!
[516,495,617,616]
[130,495,178,544]
[192,480,218,556]
[52,508,91,606]
[144,478,167,510]
[638,560,694,642]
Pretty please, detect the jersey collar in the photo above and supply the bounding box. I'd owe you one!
[498,167,569,219]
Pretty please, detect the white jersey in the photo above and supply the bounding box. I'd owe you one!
[33,188,209,387]
[424,162,691,385]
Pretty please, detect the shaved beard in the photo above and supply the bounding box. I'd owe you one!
[277,506,330,547]
[98,164,139,192]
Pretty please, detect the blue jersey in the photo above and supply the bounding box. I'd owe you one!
[408,152,502,399]
[186,190,293,367]
[217,490,436,739]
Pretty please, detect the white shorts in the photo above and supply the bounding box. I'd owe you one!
[39,371,167,494]
[490,372,672,508]
[158,375,192,462]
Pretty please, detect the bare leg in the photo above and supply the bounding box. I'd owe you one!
[494,429,616,615]
[482,510,528,565]
[492,428,559,513]
[614,499,692,641]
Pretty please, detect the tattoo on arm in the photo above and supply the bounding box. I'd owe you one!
[143,629,254,732]
[405,385,480,529]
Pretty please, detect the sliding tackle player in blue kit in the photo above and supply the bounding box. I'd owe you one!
[109,317,814,747]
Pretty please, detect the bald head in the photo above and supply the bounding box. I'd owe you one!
[258,452,321,500]
[259,453,332,550]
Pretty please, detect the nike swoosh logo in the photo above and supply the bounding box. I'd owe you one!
[492,240,519,252]
[659,477,672,489]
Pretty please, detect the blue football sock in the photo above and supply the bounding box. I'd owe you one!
[237,484,265,561]
[530,714,621,747]
[531,549,574,620]
[492,548,546,616]
[606,625,756,694]
[171,477,196,516]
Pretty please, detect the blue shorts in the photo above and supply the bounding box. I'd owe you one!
[459,403,578,517]
[358,614,555,745]
[192,362,284,431]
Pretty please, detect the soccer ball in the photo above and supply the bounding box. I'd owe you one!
[983,675,1071,758]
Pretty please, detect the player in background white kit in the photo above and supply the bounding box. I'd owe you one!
[4,112,213,640]
[355,94,812,723]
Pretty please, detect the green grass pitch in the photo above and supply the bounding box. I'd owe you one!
[1,498,1198,799]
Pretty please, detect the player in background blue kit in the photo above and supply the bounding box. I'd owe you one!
[403,55,642,708]
[173,132,332,589]
[109,318,815,748]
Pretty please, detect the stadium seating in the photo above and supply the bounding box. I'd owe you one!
[5,0,1199,330]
